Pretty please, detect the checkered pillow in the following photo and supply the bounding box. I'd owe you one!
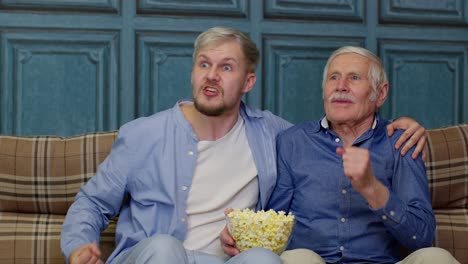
[0,132,118,263]
[0,132,117,214]
[425,124,468,263]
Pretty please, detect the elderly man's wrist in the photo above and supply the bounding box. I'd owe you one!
[361,179,389,209]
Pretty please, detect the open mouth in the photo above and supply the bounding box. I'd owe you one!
[203,86,220,96]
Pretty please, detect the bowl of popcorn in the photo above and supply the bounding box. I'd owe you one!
[226,208,295,255]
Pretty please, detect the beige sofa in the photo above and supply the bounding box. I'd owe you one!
[0,124,466,263]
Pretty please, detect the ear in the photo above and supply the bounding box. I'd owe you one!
[242,72,257,94]
[376,83,389,108]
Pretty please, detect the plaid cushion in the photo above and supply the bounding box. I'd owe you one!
[425,124,468,209]
[434,209,468,264]
[0,212,116,263]
[425,124,468,264]
[0,132,117,214]
[0,132,117,263]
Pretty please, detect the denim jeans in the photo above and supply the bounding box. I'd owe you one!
[112,234,282,264]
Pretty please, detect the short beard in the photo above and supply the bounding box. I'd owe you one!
[194,100,225,116]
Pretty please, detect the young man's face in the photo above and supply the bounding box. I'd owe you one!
[191,40,256,116]
[323,53,386,126]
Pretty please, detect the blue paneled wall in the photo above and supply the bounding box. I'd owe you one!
[0,0,466,136]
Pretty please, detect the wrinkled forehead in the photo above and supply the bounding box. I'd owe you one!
[194,40,247,64]
[196,38,240,55]
[328,53,371,73]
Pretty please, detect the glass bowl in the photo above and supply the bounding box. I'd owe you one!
[226,209,295,255]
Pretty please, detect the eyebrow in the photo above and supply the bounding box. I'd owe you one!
[328,71,363,76]
[196,54,238,64]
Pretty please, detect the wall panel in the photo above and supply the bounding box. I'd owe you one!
[0,1,466,136]
[379,42,465,127]
[0,0,120,13]
[263,36,364,124]
[1,31,119,135]
[264,0,364,21]
[137,32,196,116]
[380,0,466,25]
[137,0,247,17]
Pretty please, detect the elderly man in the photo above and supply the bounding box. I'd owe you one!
[263,46,460,264]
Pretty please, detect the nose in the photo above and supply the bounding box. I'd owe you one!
[207,67,220,82]
[336,78,348,92]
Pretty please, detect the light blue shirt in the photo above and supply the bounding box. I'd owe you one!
[267,114,435,264]
[60,101,291,263]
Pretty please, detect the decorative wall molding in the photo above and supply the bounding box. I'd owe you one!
[137,0,247,17]
[1,31,119,135]
[263,35,364,124]
[136,32,196,116]
[380,0,465,25]
[0,1,466,135]
[264,0,364,21]
[0,0,120,13]
[379,42,465,127]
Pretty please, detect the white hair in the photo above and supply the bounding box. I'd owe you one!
[322,46,388,100]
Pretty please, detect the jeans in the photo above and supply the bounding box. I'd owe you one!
[112,234,282,264]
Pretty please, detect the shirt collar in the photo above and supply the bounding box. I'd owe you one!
[240,101,263,118]
[320,114,379,130]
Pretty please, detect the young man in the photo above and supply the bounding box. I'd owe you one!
[61,29,426,264]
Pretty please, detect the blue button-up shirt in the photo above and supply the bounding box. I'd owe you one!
[267,114,435,264]
[61,101,291,263]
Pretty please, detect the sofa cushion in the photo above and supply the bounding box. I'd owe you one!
[425,124,468,209]
[434,209,468,264]
[0,212,116,263]
[425,124,468,264]
[0,132,117,214]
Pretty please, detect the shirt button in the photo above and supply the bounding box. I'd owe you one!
[340,246,344,251]
[390,210,395,216]
[341,189,347,194]
[382,215,387,220]
[181,218,186,222]
[412,235,417,240]
[181,186,188,191]
[187,151,194,156]
[335,138,340,143]
[341,217,346,223]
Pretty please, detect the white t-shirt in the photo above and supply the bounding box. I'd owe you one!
[182,115,259,258]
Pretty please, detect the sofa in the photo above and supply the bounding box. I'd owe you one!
[0,124,466,264]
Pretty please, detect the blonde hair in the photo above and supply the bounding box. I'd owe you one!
[193,27,259,73]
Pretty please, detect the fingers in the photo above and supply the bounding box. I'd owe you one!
[220,226,239,256]
[224,207,233,216]
[70,243,102,264]
[386,123,396,137]
[336,147,373,186]
[222,242,240,256]
[393,127,414,151]
[410,134,427,160]
[71,250,95,264]
[388,116,427,159]
[398,127,426,158]
[220,226,235,245]
[89,243,102,258]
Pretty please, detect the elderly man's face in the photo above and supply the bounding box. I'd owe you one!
[323,53,384,126]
